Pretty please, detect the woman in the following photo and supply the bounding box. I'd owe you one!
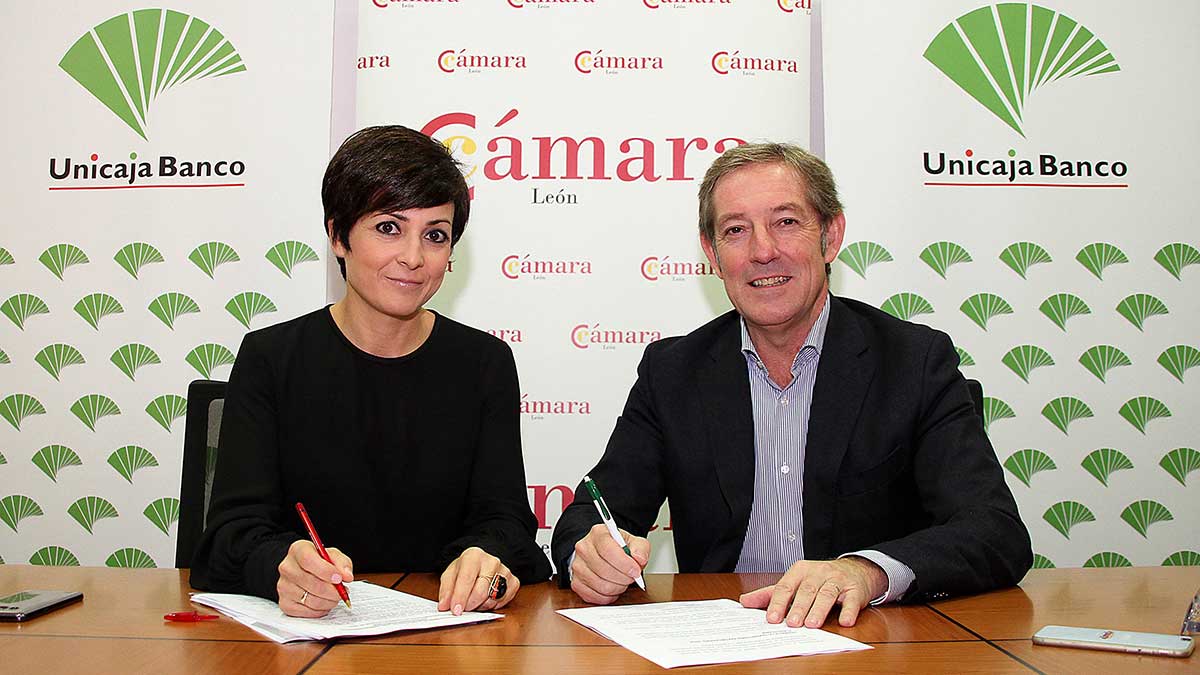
[191,125,550,617]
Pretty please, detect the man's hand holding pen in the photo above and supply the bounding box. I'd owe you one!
[570,524,651,605]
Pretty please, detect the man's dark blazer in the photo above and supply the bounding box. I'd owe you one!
[551,295,1032,601]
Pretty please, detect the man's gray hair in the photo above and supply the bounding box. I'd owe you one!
[697,142,844,245]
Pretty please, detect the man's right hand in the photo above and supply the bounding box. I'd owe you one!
[569,523,650,604]
[277,539,354,617]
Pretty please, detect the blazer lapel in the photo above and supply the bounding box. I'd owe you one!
[803,297,873,560]
[697,314,755,571]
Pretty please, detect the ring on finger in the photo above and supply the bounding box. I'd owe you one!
[478,574,507,600]
[299,590,309,606]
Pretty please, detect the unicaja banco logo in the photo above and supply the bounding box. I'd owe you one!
[60,9,246,140]
[924,4,1118,137]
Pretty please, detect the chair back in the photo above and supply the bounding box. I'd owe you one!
[965,378,984,419]
[176,379,227,568]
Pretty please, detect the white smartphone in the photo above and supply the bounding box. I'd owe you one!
[0,590,83,621]
[1033,625,1194,658]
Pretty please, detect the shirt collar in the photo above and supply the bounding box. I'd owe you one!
[740,294,831,372]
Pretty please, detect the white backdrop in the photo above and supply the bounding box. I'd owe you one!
[3,1,1194,574]
[350,0,814,572]
[824,0,1198,569]
[0,2,333,567]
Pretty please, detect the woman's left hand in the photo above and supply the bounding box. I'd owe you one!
[438,546,521,615]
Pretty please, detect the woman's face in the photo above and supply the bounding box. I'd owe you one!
[332,204,455,322]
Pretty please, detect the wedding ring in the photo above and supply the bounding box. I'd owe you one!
[299,590,309,606]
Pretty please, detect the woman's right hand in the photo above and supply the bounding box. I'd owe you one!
[277,539,354,617]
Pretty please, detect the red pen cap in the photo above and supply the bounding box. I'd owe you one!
[164,611,219,622]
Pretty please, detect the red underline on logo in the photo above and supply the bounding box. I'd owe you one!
[48,183,245,191]
[923,182,1128,188]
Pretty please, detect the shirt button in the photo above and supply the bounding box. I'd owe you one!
[780,465,790,474]
[779,397,789,405]
[787,531,797,542]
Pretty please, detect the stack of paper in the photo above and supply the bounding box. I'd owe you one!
[558,599,871,669]
[191,581,500,643]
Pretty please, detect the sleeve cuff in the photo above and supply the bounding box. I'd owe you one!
[840,550,915,605]
[564,552,575,583]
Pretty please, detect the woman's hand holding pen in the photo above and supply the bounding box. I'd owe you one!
[438,546,520,615]
[277,540,355,618]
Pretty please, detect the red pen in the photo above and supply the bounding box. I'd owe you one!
[295,502,352,609]
[164,611,219,622]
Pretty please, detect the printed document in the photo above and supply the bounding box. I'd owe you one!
[558,599,870,668]
[192,581,499,643]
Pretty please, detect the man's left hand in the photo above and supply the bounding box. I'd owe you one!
[738,557,888,628]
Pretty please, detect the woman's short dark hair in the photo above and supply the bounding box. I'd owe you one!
[322,125,470,278]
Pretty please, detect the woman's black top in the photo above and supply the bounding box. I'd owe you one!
[190,307,551,599]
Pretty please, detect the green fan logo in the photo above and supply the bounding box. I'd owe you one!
[109,446,159,483]
[106,547,157,568]
[1004,448,1056,487]
[30,546,80,567]
[921,6,1130,189]
[60,10,246,140]
[68,496,120,534]
[0,495,45,532]
[32,445,83,483]
[144,497,181,535]
[924,3,1118,137]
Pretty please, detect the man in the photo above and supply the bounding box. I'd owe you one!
[551,143,1031,628]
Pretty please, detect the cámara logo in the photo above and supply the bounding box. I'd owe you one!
[60,10,246,140]
[776,0,811,12]
[641,256,717,281]
[486,328,524,343]
[644,0,731,9]
[520,394,591,416]
[571,323,662,349]
[374,0,459,6]
[924,4,1119,137]
[438,49,527,73]
[711,50,800,76]
[421,108,745,197]
[527,484,673,530]
[509,0,595,7]
[575,50,663,74]
[502,254,593,279]
[528,484,574,529]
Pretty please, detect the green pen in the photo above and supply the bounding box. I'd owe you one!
[583,474,647,591]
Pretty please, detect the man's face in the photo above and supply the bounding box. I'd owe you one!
[701,162,844,338]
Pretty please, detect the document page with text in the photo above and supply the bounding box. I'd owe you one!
[192,581,500,643]
[558,599,870,668]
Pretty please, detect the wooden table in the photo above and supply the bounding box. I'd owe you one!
[931,566,1200,674]
[1,566,1194,673]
